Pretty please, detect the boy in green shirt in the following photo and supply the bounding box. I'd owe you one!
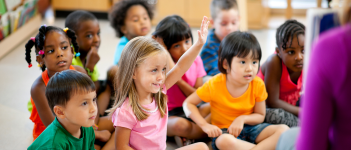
[28,70,97,150]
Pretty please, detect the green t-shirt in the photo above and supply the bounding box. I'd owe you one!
[71,56,99,81]
[28,118,95,150]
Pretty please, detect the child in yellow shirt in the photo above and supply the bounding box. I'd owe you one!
[184,31,289,150]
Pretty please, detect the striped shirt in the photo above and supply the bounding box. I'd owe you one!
[200,28,221,76]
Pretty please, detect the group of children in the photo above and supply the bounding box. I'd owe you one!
[26,0,307,149]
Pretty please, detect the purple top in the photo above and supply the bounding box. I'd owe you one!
[297,24,351,150]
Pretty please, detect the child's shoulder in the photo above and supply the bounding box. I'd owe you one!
[261,53,282,76]
[206,73,225,85]
[31,75,46,95]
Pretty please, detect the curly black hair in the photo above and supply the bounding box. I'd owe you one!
[25,25,79,72]
[276,20,305,50]
[109,0,154,38]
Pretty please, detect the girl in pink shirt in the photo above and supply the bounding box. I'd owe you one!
[108,17,211,150]
[153,15,210,146]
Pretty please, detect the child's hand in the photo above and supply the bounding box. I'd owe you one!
[228,116,245,137]
[196,16,210,46]
[94,130,111,142]
[86,46,100,70]
[200,123,222,137]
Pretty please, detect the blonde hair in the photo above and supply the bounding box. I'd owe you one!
[341,0,351,25]
[107,36,168,121]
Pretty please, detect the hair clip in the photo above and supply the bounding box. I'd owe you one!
[28,63,32,68]
[75,52,80,57]
[42,24,47,27]
[38,50,44,55]
[37,64,41,67]
[63,27,69,33]
[30,37,35,42]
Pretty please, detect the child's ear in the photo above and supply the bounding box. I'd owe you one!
[121,25,127,35]
[54,106,65,119]
[132,69,137,79]
[223,59,229,71]
[275,47,281,58]
[36,55,44,66]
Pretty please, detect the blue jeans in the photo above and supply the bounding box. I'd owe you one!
[212,123,270,150]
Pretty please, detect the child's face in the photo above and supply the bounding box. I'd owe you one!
[133,52,167,94]
[277,34,305,73]
[212,8,240,41]
[38,31,74,73]
[76,20,101,53]
[224,51,259,85]
[168,38,192,62]
[122,5,151,40]
[62,91,97,127]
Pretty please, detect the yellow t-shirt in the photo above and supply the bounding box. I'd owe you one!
[196,73,268,128]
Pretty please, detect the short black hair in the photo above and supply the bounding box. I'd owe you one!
[65,10,98,32]
[45,70,96,115]
[276,20,305,50]
[210,0,238,19]
[25,25,79,72]
[109,0,154,38]
[218,31,261,74]
[152,15,193,50]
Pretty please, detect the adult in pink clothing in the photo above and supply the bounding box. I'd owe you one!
[296,13,351,150]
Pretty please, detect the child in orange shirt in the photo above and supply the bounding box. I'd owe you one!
[184,31,289,150]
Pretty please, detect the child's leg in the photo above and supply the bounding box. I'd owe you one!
[215,134,255,150]
[265,108,299,127]
[252,124,289,150]
[198,102,211,117]
[101,132,115,150]
[167,116,207,139]
[176,142,209,150]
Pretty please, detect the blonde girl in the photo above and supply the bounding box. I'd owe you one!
[108,17,210,150]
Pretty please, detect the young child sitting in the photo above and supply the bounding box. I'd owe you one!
[153,15,210,146]
[25,25,110,149]
[184,31,289,150]
[257,20,305,127]
[201,0,240,78]
[107,16,211,150]
[28,70,97,149]
[109,0,154,65]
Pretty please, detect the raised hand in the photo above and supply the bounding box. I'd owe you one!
[196,16,210,45]
[85,46,100,71]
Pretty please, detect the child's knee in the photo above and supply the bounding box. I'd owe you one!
[172,119,192,133]
[194,142,209,150]
[215,134,237,148]
[275,124,290,134]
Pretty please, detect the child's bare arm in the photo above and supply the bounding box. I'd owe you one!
[165,17,209,89]
[115,127,133,150]
[264,55,300,116]
[176,77,204,96]
[184,92,221,137]
[31,77,55,127]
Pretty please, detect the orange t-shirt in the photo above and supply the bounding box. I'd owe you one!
[29,65,75,140]
[196,73,268,128]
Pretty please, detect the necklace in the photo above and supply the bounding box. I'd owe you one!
[139,102,158,113]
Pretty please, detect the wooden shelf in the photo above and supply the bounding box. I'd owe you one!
[0,15,42,59]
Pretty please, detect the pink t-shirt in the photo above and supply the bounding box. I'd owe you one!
[167,56,207,111]
[112,98,167,150]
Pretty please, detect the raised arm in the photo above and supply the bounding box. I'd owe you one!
[165,16,209,89]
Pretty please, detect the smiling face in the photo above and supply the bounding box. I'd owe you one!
[223,51,259,85]
[133,52,167,95]
[168,38,192,62]
[61,91,97,127]
[122,5,152,40]
[277,34,305,73]
[37,31,74,76]
[212,8,240,41]
[75,20,101,53]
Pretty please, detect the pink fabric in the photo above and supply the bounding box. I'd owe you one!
[167,56,207,111]
[112,98,167,150]
[257,61,302,106]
